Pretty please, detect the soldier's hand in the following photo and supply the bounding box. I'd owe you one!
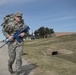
[19,32,25,37]
[8,36,13,41]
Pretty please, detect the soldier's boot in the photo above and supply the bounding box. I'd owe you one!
[8,64,14,74]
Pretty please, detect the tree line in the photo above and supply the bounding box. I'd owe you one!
[33,26,55,38]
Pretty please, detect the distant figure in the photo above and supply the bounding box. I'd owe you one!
[2,12,29,75]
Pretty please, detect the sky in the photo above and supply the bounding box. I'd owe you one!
[0,0,76,40]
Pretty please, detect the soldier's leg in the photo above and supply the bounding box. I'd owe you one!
[15,46,23,75]
[8,44,16,74]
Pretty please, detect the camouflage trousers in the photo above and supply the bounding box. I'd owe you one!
[8,41,23,73]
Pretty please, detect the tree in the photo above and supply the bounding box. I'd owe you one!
[38,27,46,38]
[34,30,39,36]
[34,26,54,38]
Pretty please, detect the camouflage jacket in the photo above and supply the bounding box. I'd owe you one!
[2,20,28,45]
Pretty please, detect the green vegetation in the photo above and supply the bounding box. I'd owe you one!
[34,26,54,38]
[23,34,76,75]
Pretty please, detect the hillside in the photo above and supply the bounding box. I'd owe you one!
[55,32,76,36]
[23,34,76,75]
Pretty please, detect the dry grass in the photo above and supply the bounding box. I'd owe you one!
[23,34,76,75]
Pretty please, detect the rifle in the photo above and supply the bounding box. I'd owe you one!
[0,25,30,48]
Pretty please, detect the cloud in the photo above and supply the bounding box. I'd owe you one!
[44,16,76,23]
[0,0,7,6]
[0,0,37,6]
[52,16,76,21]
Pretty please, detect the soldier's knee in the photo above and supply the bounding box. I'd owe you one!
[8,59,15,64]
[16,58,22,65]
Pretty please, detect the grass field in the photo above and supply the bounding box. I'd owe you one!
[23,34,76,75]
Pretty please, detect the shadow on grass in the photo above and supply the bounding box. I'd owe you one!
[21,63,38,75]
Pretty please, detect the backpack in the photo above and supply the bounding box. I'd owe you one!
[1,14,24,30]
[1,14,15,28]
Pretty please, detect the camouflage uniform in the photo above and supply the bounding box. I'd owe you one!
[2,12,28,75]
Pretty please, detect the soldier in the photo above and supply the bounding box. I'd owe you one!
[2,12,28,75]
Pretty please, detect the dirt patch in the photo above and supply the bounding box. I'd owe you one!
[42,48,73,56]
[58,49,73,55]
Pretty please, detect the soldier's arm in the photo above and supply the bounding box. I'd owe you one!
[2,27,14,41]
[2,22,14,39]
[2,26,10,38]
